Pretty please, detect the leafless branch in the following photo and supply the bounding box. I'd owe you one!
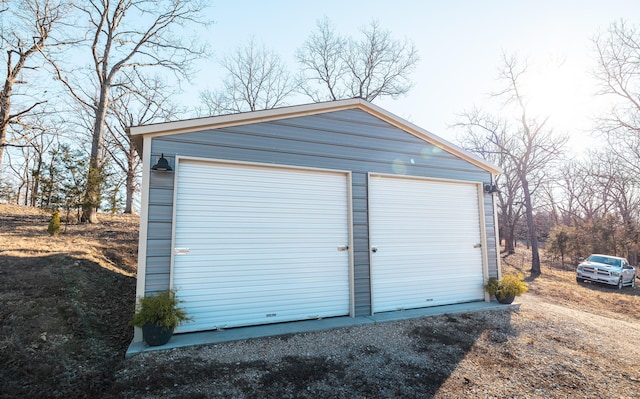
[296,17,419,103]
[200,37,296,115]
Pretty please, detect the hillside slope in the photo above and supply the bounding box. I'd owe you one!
[1,204,640,398]
[0,204,138,398]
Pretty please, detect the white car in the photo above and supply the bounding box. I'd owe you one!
[576,254,636,289]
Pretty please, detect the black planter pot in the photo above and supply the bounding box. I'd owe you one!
[142,323,174,346]
[495,293,516,304]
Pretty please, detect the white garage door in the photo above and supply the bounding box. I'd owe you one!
[172,160,351,333]
[369,174,485,313]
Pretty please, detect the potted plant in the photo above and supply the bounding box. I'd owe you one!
[484,273,528,304]
[130,289,192,346]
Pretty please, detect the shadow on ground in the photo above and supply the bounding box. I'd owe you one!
[113,311,517,398]
[0,253,135,399]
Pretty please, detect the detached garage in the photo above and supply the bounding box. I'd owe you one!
[130,98,501,342]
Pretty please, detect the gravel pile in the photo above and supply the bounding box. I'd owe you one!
[115,294,640,398]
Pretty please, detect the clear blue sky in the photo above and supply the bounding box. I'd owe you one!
[183,1,640,149]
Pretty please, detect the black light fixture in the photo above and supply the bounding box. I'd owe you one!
[151,153,172,171]
[483,183,499,194]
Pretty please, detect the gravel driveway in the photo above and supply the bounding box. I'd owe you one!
[114,293,640,398]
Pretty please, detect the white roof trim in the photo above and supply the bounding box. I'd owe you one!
[357,101,501,175]
[129,98,501,174]
[129,98,365,136]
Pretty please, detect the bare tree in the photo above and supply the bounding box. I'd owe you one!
[0,0,70,169]
[557,161,599,224]
[297,18,419,103]
[47,0,209,223]
[457,54,568,275]
[458,108,525,254]
[106,75,180,213]
[593,19,640,261]
[593,19,640,176]
[552,152,640,262]
[588,151,640,260]
[25,120,59,207]
[296,17,348,102]
[200,38,296,115]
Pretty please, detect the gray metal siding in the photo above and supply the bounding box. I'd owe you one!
[484,193,499,278]
[352,172,370,315]
[145,172,175,292]
[144,109,497,314]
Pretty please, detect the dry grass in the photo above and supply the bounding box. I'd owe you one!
[502,248,640,321]
[0,204,138,276]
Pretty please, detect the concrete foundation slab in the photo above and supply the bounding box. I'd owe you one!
[126,300,519,357]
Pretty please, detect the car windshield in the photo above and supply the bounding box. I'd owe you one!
[587,255,621,267]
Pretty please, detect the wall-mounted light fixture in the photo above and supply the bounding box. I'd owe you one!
[151,153,172,171]
[483,183,499,194]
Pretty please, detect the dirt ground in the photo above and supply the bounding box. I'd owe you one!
[1,203,640,398]
[0,204,138,398]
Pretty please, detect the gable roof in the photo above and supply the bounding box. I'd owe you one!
[128,98,501,175]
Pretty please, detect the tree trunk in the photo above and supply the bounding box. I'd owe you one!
[0,72,12,171]
[81,161,101,223]
[44,154,55,208]
[30,154,43,207]
[0,124,6,171]
[124,146,136,214]
[501,212,516,254]
[522,178,541,275]
[81,85,110,223]
[31,172,40,207]
[503,226,515,254]
[22,178,29,206]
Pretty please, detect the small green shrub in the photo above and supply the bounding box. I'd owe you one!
[484,273,528,300]
[47,211,60,237]
[130,289,192,330]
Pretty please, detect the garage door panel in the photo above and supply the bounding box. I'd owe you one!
[179,284,348,303]
[370,175,485,313]
[172,161,350,332]
[176,241,345,253]
[174,266,350,285]
[180,294,347,333]
[182,302,344,333]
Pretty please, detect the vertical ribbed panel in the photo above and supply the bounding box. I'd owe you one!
[172,160,350,332]
[369,174,485,313]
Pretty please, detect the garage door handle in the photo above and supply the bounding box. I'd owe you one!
[337,245,349,251]
[174,248,190,255]
[473,243,481,248]
[371,246,378,253]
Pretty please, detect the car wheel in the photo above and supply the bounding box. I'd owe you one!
[576,277,583,284]
[632,277,636,289]
[618,278,624,290]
